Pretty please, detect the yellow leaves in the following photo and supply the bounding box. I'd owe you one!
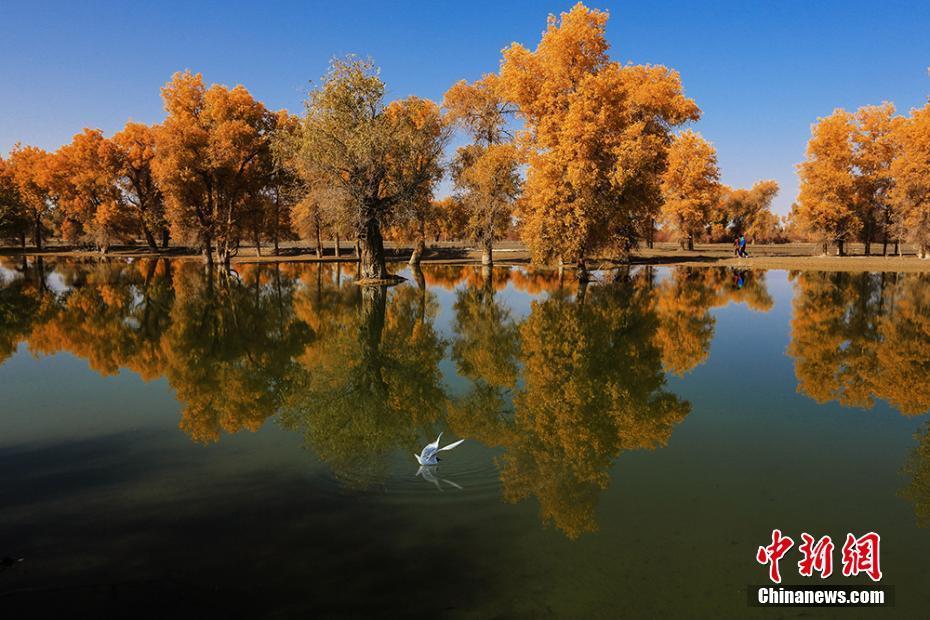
[796,109,861,245]
[660,130,721,243]
[890,100,930,253]
[497,3,701,265]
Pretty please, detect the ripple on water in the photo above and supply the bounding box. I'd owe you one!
[309,448,503,506]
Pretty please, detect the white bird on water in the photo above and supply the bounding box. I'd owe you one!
[414,432,464,465]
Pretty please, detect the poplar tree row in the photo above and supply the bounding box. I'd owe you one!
[1,3,791,280]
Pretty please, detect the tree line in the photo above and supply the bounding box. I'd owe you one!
[0,4,791,281]
[793,100,930,258]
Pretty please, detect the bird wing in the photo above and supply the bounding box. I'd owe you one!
[437,438,465,452]
[426,432,442,451]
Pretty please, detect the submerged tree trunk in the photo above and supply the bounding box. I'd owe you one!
[359,216,390,281]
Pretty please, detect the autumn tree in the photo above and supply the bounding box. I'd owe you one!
[443,74,520,265]
[795,109,860,255]
[51,128,131,252]
[660,130,721,250]
[153,70,277,266]
[709,180,780,242]
[290,58,448,281]
[498,3,700,279]
[433,196,469,242]
[853,103,902,255]
[0,157,31,247]
[110,122,169,249]
[5,145,55,249]
[890,99,930,259]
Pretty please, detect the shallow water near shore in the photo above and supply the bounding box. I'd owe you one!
[1,257,928,617]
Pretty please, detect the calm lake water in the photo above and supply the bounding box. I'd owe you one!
[1,257,928,617]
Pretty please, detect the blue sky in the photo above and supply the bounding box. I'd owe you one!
[1,0,928,214]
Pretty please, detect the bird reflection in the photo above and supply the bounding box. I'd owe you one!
[416,465,464,492]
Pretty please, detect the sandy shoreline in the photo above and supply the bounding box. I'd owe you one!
[3,242,929,273]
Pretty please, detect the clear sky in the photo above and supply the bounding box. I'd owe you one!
[1,0,928,215]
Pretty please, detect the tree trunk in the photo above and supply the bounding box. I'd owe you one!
[895,240,901,256]
[687,234,694,251]
[919,243,928,260]
[203,233,213,264]
[359,216,389,281]
[33,214,42,250]
[161,228,170,249]
[822,241,829,256]
[647,218,655,249]
[354,237,361,259]
[315,221,323,260]
[334,233,341,259]
[481,235,493,266]
[409,236,425,265]
[273,196,280,255]
[576,255,590,282]
[255,228,262,257]
[142,223,157,250]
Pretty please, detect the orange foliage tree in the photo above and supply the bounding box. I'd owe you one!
[853,103,902,255]
[111,122,168,249]
[444,74,520,265]
[152,70,278,266]
[660,130,721,250]
[795,109,860,255]
[0,157,32,246]
[4,145,56,248]
[498,3,700,278]
[51,128,131,252]
[890,98,930,259]
[709,180,781,243]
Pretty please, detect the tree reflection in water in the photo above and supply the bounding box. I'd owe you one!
[11,260,930,535]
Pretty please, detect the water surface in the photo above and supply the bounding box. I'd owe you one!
[1,258,928,617]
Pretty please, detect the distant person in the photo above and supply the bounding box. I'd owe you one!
[738,234,748,258]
